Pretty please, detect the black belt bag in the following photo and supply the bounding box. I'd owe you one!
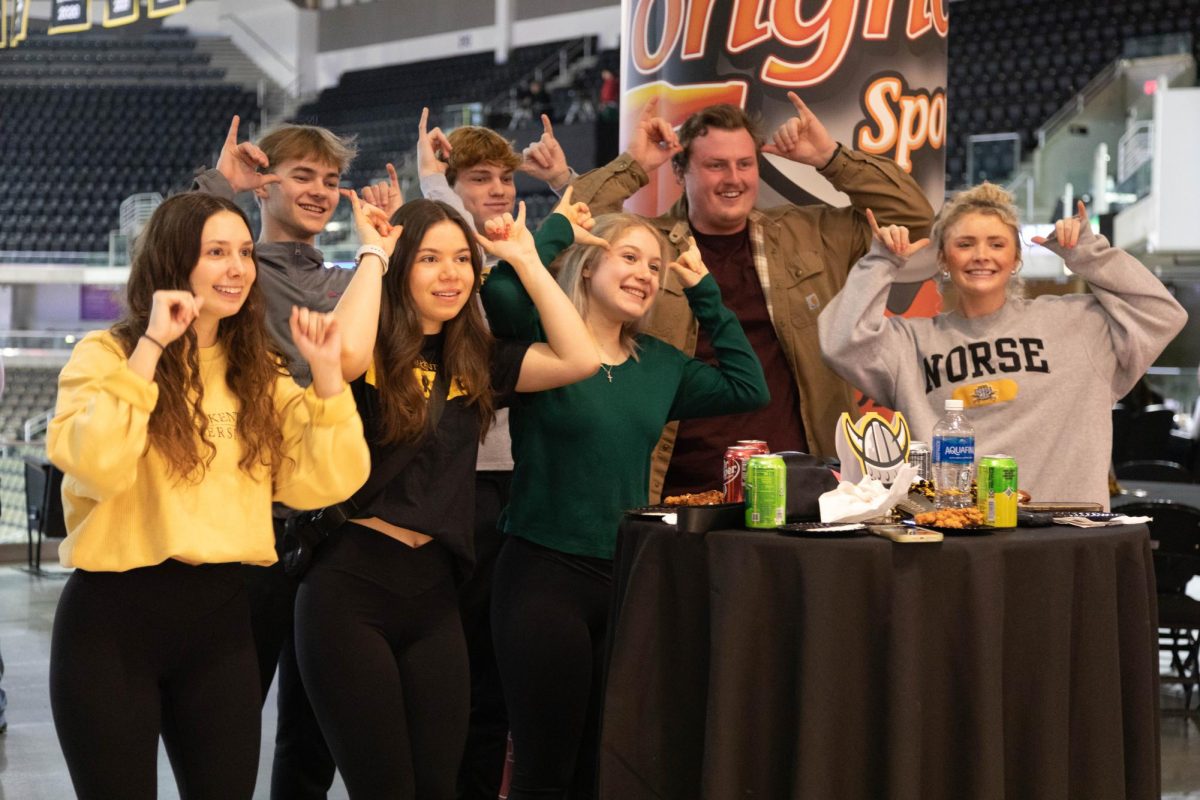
[281,367,449,578]
[282,504,355,577]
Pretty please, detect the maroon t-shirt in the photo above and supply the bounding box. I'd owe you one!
[662,227,806,496]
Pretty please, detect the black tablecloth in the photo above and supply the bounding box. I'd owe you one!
[600,521,1160,800]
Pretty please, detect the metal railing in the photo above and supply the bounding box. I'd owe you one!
[483,37,594,118]
[23,410,51,442]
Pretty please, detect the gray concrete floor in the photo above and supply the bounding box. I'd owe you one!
[0,562,349,800]
[1,562,1198,799]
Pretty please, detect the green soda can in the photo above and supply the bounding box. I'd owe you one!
[977,454,1018,527]
[744,454,787,529]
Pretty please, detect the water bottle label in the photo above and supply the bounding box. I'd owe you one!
[934,436,974,464]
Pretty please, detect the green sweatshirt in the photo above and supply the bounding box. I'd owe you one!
[482,215,769,558]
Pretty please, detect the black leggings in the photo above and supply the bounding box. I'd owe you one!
[49,560,261,800]
[491,535,613,800]
[242,518,336,800]
[294,524,469,799]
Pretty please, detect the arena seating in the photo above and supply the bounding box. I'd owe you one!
[0,366,62,545]
[293,38,597,196]
[945,0,1200,188]
[0,24,259,254]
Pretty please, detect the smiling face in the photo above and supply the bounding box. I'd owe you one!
[189,210,256,342]
[940,211,1020,317]
[407,220,476,333]
[257,156,342,243]
[452,162,517,233]
[583,226,664,325]
[680,126,760,236]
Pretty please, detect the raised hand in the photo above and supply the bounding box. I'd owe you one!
[290,306,344,397]
[552,186,609,249]
[866,208,929,258]
[417,107,453,179]
[627,97,682,174]
[761,92,838,168]
[146,290,203,346]
[360,162,404,218]
[475,201,539,265]
[341,189,403,258]
[519,115,572,190]
[1033,200,1088,248]
[215,115,282,194]
[667,236,710,289]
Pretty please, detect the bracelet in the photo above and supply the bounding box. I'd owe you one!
[355,244,389,274]
[141,333,166,351]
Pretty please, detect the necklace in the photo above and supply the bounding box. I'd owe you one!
[600,362,614,383]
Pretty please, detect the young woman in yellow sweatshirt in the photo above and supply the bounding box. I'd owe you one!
[46,192,370,800]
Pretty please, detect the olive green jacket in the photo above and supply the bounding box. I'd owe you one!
[570,145,934,502]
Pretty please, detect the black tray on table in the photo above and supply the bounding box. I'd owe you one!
[625,502,745,534]
[901,519,998,536]
[1017,510,1129,527]
[777,521,869,538]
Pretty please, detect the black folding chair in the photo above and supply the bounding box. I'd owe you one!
[23,457,66,573]
[1126,407,1177,462]
[1119,500,1200,715]
[1115,460,1194,484]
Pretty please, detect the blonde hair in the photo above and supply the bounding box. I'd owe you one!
[932,181,1025,301]
[554,213,670,359]
[257,124,358,174]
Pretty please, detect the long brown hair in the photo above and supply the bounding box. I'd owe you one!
[112,193,288,481]
[374,199,495,444]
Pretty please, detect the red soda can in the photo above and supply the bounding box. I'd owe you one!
[737,439,770,455]
[724,445,759,502]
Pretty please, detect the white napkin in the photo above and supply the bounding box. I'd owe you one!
[1052,515,1152,528]
[819,464,919,523]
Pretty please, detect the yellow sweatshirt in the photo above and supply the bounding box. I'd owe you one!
[47,330,371,571]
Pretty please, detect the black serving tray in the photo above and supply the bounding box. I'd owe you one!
[626,502,745,534]
[777,521,869,537]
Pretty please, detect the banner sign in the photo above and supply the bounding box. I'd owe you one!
[48,0,91,35]
[10,0,28,45]
[619,0,947,215]
[148,0,187,19]
[103,0,139,28]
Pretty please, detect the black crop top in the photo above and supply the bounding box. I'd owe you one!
[351,333,529,577]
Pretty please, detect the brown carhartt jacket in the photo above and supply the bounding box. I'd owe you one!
[570,145,934,502]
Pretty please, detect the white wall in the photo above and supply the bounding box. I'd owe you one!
[1150,85,1200,253]
[165,0,315,95]
[315,5,621,93]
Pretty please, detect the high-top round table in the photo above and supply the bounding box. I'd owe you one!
[600,520,1160,800]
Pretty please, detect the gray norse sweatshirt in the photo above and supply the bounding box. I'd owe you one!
[818,226,1187,509]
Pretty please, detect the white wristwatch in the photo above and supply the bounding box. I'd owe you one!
[355,244,389,274]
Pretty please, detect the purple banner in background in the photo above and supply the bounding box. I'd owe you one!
[80,285,123,322]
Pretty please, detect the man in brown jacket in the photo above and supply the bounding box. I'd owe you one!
[570,92,935,502]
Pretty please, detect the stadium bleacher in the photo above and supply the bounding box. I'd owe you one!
[945,0,1200,188]
[0,366,62,544]
[0,23,260,254]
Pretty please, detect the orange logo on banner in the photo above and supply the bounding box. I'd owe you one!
[631,0,948,86]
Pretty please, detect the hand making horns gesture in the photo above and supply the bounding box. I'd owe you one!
[627,97,682,174]
[519,115,572,190]
[215,115,283,194]
[416,107,454,179]
[360,163,404,219]
[761,92,838,169]
[865,208,930,258]
[1033,200,1088,249]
